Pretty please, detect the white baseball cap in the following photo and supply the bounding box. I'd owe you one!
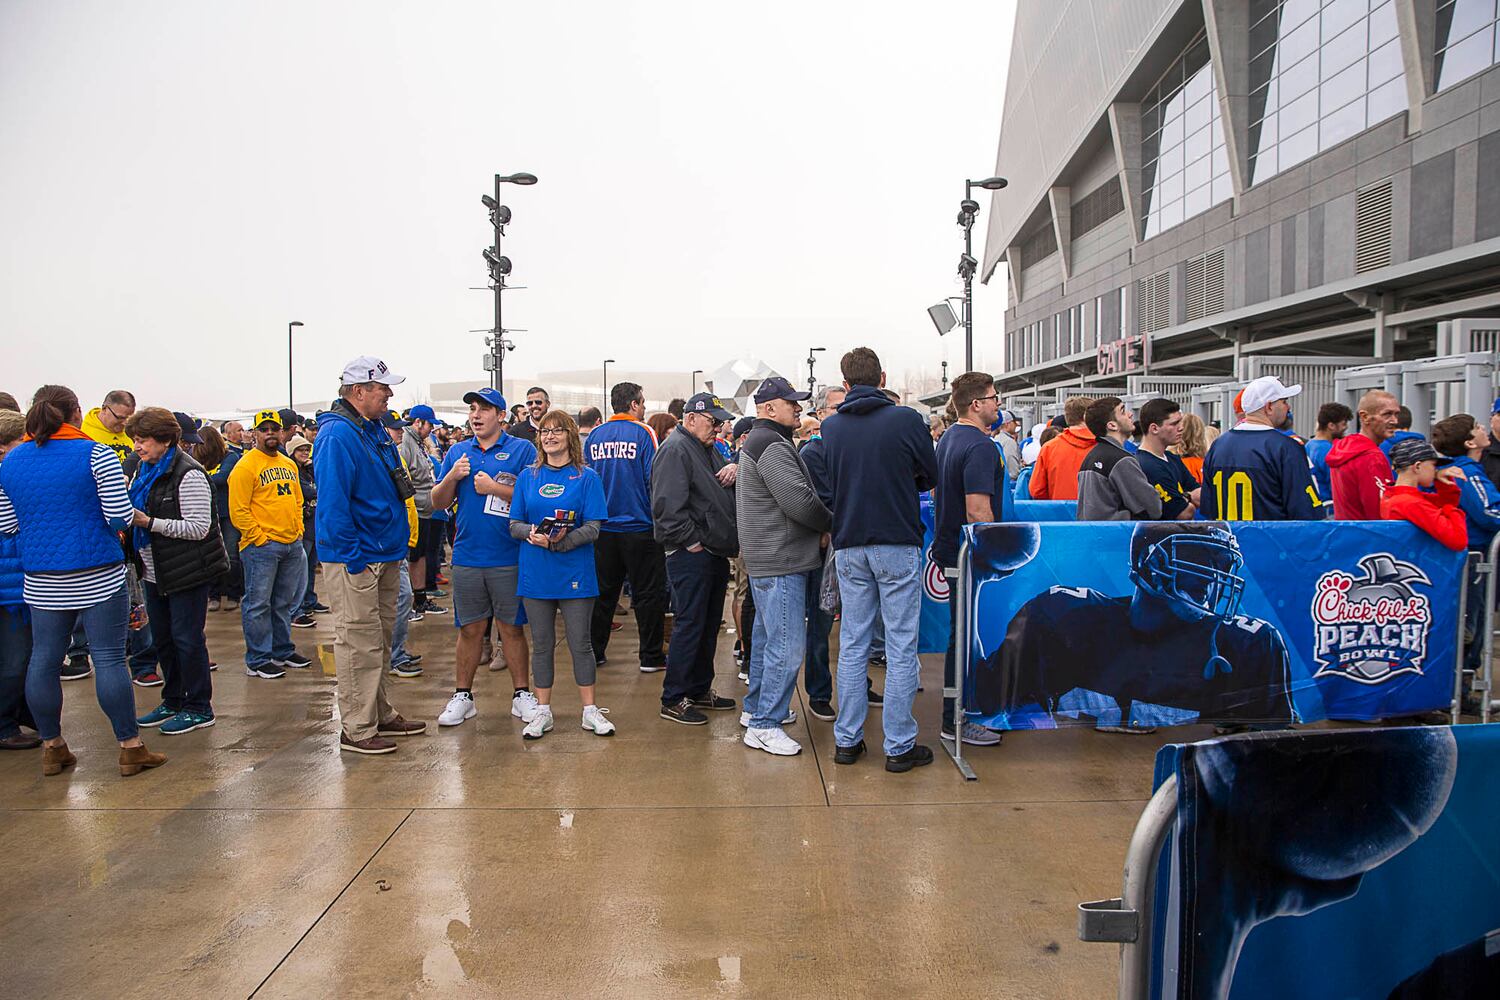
[1240,375,1301,414]
[340,355,405,386]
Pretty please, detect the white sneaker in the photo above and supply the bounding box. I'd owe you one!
[438,692,476,726]
[738,708,798,728]
[581,705,615,736]
[511,689,540,723]
[737,670,749,683]
[941,721,1004,746]
[744,726,802,756]
[522,707,554,740]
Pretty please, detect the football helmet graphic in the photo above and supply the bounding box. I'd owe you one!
[1129,522,1246,624]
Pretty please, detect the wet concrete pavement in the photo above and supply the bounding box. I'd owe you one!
[0,596,1193,998]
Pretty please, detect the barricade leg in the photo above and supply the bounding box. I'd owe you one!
[1483,535,1499,724]
[941,547,977,780]
[1453,553,1471,725]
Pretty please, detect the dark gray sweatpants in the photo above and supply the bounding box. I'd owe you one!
[523,596,597,688]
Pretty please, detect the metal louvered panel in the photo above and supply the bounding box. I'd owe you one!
[1183,255,1206,322]
[1127,374,1221,408]
[1136,270,1171,333]
[1202,248,1225,314]
[1245,356,1373,437]
[1355,181,1393,274]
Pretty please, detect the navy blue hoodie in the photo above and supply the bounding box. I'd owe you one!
[820,384,937,550]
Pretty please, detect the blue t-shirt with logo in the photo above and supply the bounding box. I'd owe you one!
[509,462,609,599]
[439,433,537,567]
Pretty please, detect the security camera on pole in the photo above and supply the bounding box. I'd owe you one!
[481,172,538,392]
[942,175,1007,372]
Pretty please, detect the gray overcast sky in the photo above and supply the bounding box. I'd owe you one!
[1,0,1014,413]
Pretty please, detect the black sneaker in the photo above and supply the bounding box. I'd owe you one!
[277,652,313,669]
[416,600,448,615]
[885,744,934,773]
[869,653,887,667]
[660,698,708,726]
[689,690,735,711]
[733,641,745,668]
[867,687,884,707]
[808,699,835,721]
[61,655,93,681]
[834,740,867,765]
[310,602,332,613]
[291,613,316,629]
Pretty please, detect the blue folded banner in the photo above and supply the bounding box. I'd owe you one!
[960,521,1466,730]
[918,494,950,654]
[1155,724,1500,998]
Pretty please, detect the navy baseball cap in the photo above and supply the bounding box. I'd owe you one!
[684,392,734,421]
[405,404,436,424]
[463,388,507,412]
[732,416,755,438]
[173,411,203,444]
[753,376,811,405]
[379,410,403,430]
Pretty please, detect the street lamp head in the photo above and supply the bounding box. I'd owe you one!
[500,172,539,185]
[483,248,512,275]
[604,359,616,364]
[492,204,512,226]
[972,176,1008,190]
[289,321,304,328]
[481,194,498,210]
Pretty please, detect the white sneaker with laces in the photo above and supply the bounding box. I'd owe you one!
[522,706,554,740]
[941,721,1004,746]
[511,689,541,723]
[438,692,476,726]
[738,708,798,728]
[581,705,615,736]
[744,726,802,756]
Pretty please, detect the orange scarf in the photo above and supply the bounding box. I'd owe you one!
[23,424,92,444]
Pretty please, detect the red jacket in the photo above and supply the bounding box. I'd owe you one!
[1029,427,1096,501]
[1326,433,1392,519]
[1380,481,1468,551]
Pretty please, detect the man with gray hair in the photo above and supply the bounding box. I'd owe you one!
[737,377,832,756]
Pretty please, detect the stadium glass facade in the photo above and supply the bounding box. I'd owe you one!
[982,0,1500,430]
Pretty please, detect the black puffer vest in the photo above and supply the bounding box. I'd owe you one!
[145,450,230,595]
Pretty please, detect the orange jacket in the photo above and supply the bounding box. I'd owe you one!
[1029,427,1096,500]
[1379,481,1467,551]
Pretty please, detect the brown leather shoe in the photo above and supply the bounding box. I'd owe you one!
[376,714,427,737]
[119,743,168,776]
[42,741,76,776]
[340,732,397,755]
[1,733,42,751]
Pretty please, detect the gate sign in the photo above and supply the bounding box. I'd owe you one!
[1096,333,1147,377]
[959,520,1466,730]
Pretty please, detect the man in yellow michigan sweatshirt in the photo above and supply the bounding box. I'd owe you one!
[229,410,309,678]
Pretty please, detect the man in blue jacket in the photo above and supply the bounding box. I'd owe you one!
[585,381,667,673]
[314,356,428,756]
[1432,413,1500,679]
[821,347,938,773]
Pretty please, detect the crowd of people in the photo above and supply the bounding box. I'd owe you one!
[2,351,1498,776]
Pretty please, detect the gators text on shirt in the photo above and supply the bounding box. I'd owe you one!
[584,414,657,533]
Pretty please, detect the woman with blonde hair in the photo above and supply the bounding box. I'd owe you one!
[508,409,613,740]
[1174,413,1212,483]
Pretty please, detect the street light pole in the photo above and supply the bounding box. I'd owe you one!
[806,347,825,395]
[692,369,703,395]
[603,359,615,408]
[287,321,304,410]
[483,172,538,394]
[957,176,1008,372]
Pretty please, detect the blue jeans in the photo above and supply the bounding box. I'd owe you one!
[27,584,139,742]
[0,606,36,738]
[145,582,213,714]
[803,565,833,701]
[241,540,307,667]
[68,614,157,679]
[299,522,319,612]
[833,545,921,756]
[747,573,809,729]
[391,562,415,666]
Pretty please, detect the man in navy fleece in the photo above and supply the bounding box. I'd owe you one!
[820,347,938,773]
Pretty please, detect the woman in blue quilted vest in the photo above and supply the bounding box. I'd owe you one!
[0,409,40,751]
[0,385,167,777]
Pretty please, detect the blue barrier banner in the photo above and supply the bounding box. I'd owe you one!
[918,495,950,654]
[1160,725,1500,998]
[1011,498,1077,522]
[962,521,1465,729]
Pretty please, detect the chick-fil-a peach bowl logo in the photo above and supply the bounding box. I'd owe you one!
[1311,554,1431,685]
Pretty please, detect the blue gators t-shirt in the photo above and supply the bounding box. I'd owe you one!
[440,433,537,567]
[932,423,1006,568]
[585,415,656,532]
[510,463,609,599]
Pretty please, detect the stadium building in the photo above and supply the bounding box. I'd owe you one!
[983,0,1500,431]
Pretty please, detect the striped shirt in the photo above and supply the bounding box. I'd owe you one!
[139,468,213,584]
[0,443,132,609]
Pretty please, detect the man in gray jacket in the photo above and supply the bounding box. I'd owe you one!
[736,377,832,757]
[398,405,442,615]
[1076,396,1162,522]
[651,392,740,726]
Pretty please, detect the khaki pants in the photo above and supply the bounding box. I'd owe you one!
[323,560,401,742]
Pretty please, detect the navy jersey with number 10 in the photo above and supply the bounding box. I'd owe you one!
[1200,427,1323,521]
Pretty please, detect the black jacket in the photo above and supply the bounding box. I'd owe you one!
[820,385,937,550]
[651,426,738,557]
[1484,438,1500,493]
[144,450,230,595]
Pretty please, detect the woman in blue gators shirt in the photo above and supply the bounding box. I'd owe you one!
[0,385,167,778]
[508,410,613,741]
